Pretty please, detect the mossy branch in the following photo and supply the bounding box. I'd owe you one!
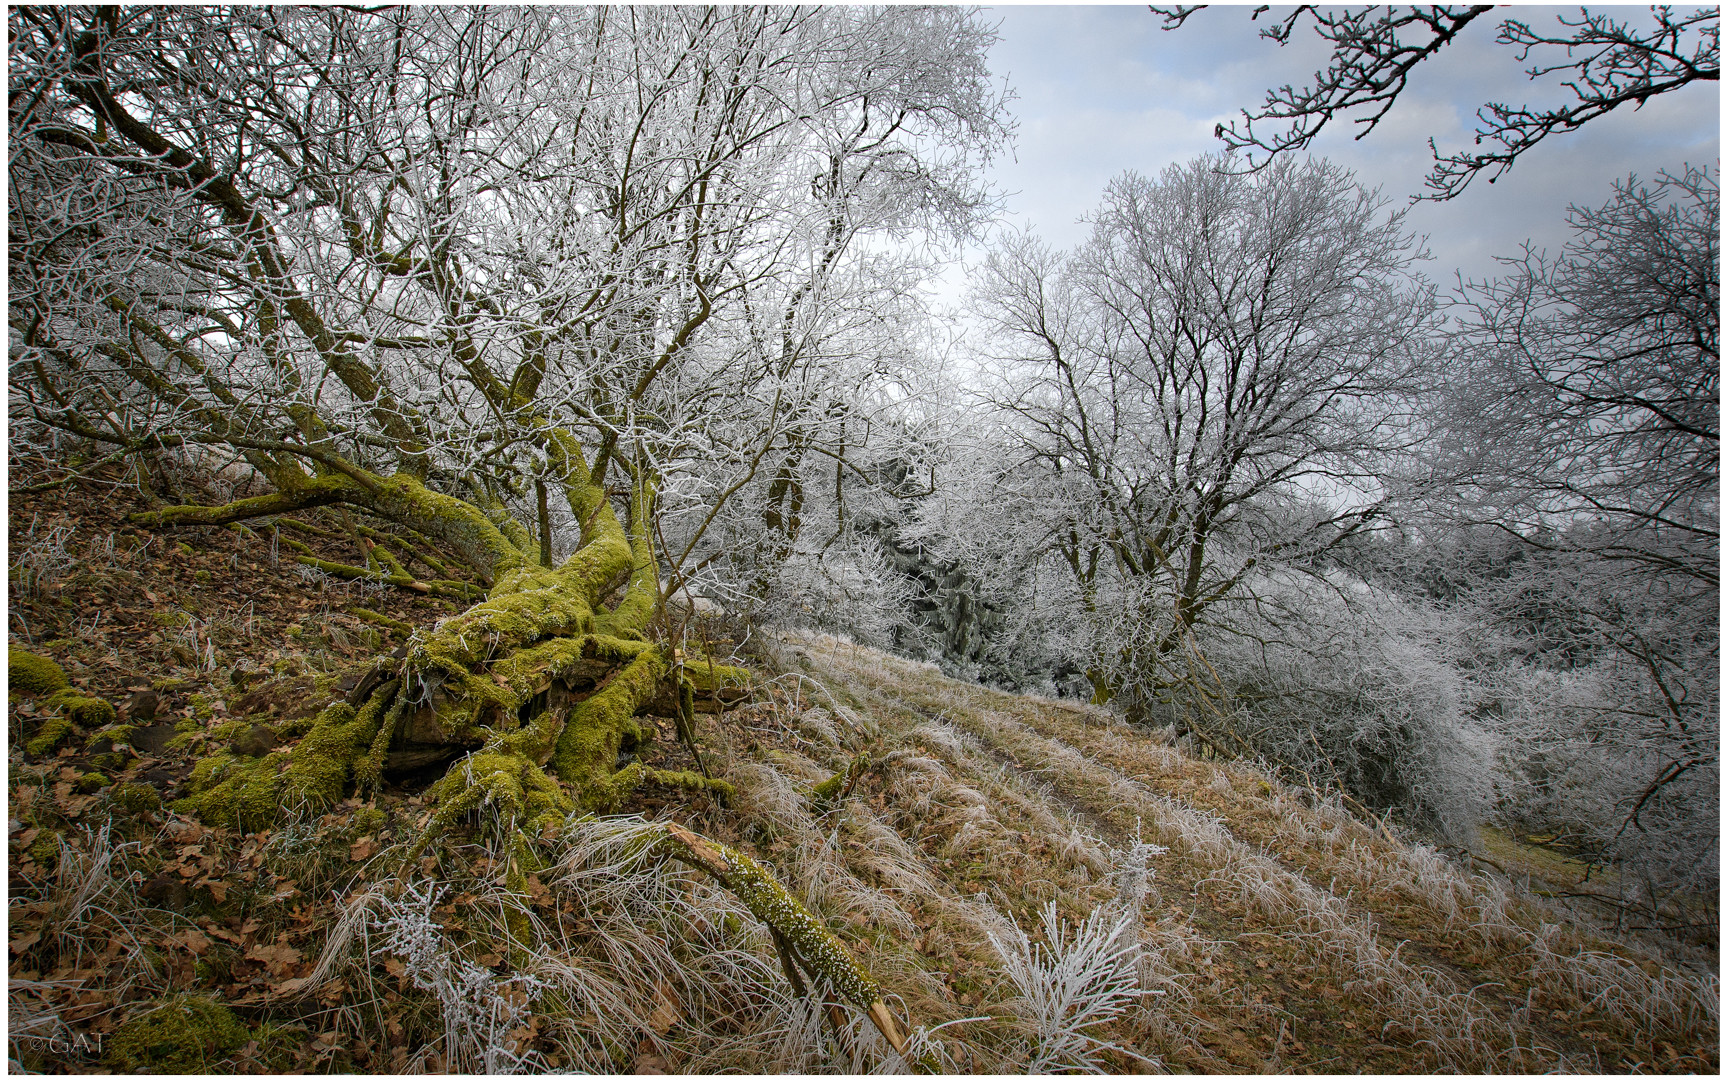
[129,475,356,528]
[652,821,911,1057]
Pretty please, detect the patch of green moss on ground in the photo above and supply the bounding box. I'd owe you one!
[175,752,282,830]
[107,782,163,817]
[27,831,61,865]
[183,691,395,830]
[26,716,76,757]
[9,648,69,696]
[105,994,247,1074]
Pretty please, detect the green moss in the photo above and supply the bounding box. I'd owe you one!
[811,751,872,806]
[108,782,163,817]
[644,767,734,802]
[408,564,600,674]
[27,831,61,865]
[551,638,664,809]
[190,693,217,720]
[43,691,116,727]
[90,724,138,749]
[9,648,69,696]
[175,752,284,830]
[280,691,392,810]
[193,569,212,583]
[153,610,193,628]
[176,688,393,831]
[350,806,387,836]
[675,835,883,1009]
[685,661,750,696]
[350,607,414,634]
[105,994,247,1074]
[75,772,112,794]
[423,749,573,843]
[25,716,75,757]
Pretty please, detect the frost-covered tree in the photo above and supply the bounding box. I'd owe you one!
[8,5,1008,844]
[1410,166,1719,891]
[971,155,1436,711]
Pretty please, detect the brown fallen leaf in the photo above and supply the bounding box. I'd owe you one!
[178,929,212,955]
[647,981,681,1035]
[247,938,303,976]
[10,931,42,955]
[349,835,378,861]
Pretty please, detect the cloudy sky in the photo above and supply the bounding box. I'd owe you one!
[937,3,1719,301]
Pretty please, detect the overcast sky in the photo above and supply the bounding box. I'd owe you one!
[935,3,1719,306]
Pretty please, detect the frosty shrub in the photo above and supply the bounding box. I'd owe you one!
[375,882,546,1074]
[1115,568,1498,843]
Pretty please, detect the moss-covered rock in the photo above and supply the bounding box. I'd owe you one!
[25,716,75,758]
[75,772,112,794]
[105,995,247,1074]
[107,782,163,817]
[9,648,69,697]
[44,691,117,727]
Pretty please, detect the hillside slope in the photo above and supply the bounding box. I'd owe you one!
[8,468,1717,1073]
[753,634,1716,1072]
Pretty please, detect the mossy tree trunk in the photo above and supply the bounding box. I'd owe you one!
[166,446,734,839]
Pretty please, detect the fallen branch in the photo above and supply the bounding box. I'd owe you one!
[653,820,911,1057]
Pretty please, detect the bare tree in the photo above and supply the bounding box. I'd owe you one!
[1434,165,1718,585]
[1151,5,1720,199]
[1414,166,1718,884]
[9,6,1007,850]
[971,155,1436,709]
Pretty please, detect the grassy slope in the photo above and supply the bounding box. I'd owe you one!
[756,633,1717,1073]
[7,465,1718,1073]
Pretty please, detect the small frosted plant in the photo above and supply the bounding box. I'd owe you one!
[988,900,1152,1072]
[375,881,545,1074]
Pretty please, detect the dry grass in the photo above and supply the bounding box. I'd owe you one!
[751,629,1718,1073]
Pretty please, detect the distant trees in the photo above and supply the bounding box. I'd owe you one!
[972,155,1435,709]
[1152,5,1720,199]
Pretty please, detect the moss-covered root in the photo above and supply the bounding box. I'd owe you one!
[550,638,664,809]
[175,683,399,830]
[420,750,573,846]
[654,821,912,1058]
